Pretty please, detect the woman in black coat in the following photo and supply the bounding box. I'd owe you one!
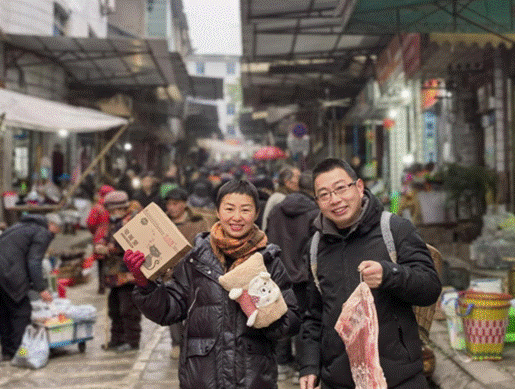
[124,179,300,389]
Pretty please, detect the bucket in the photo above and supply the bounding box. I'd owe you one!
[457,290,512,360]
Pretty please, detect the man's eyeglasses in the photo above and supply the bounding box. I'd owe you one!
[316,181,357,203]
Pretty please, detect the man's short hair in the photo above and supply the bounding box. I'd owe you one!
[165,187,188,202]
[313,158,358,183]
[215,179,260,211]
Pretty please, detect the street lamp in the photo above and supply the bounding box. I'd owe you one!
[124,142,133,151]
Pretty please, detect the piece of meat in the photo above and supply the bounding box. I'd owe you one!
[334,282,387,389]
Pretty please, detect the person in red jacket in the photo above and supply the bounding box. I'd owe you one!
[86,185,115,294]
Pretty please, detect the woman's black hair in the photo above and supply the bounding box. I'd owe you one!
[215,179,260,211]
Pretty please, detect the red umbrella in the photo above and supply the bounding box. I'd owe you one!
[253,146,287,160]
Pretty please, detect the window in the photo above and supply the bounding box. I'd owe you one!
[227,103,235,115]
[196,62,205,75]
[227,62,236,75]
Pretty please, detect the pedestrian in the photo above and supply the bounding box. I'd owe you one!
[96,190,142,352]
[86,184,115,294]
[133,172,161,208]
[261,165,300,231]
[265,171,319,382]
[163,186,209,359]
[0,213,62,361]
[299,158,442,389]
[123,179,300,389]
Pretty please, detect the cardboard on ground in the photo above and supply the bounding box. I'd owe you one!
[114,202,192,281]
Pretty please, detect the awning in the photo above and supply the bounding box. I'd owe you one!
[3,34,191,100]
[348,0,515,36]
[0,89,128,132]
[241,0,390,108]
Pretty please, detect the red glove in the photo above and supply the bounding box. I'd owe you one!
[123,250,149,287]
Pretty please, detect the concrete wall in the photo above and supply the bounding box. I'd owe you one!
[108,0,145,37]
[0,0,108,37]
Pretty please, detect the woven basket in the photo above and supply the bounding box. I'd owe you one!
[457,291,511,360]
[414,244,443,343]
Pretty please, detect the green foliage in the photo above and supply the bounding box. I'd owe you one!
[442,164,496,200]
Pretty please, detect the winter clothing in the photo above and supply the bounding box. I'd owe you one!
[299,189,441,389]
[132,233,300,389]
[0,287,31,358]
[0,214,55,358]
[173,208,208,245]
[103,216,142,348]
[266,191,319,284]
[0,214,54,302]
[104,190,130,210]
[133,187,161,209]
[266,191,318,368]
[261,192,286,232]
[87,186,114,294]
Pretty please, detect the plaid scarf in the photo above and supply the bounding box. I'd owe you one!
[210,221,267,271]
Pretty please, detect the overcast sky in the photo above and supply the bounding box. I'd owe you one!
[183,0,242,56]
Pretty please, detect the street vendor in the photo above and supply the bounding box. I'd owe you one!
[123,179,300,389]
[0,213,62,362]
[95,190,142,352]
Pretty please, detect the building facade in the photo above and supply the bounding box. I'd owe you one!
[185,53,242,139]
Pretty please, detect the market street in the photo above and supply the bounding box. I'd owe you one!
[0,230,299,389]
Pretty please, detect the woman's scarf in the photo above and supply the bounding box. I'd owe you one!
[210,221,267,271]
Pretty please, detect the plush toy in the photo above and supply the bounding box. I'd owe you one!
[219,252,288,328]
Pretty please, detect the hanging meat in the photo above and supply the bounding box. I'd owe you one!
[334,281,387,389]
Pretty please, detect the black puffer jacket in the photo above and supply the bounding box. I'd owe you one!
[0,214,54,302]
[266,191,319,284]
[132,232,300,389]
[299,190,441,389]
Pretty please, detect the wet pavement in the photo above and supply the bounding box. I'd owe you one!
[0,230,300,388]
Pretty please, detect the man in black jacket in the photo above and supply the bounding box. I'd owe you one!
[0,213,62,361]
[266,171,318,381]
[299,158,441,389]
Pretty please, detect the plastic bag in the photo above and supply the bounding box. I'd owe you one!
[11,325,50,369]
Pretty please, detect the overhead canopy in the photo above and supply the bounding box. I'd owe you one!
[241,0,515,110]
[241,0,390,108]
[0,89,128,132]
[348,0,515,36]
[3,34,192,100]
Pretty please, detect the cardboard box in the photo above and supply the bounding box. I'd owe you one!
[114,202,192,281]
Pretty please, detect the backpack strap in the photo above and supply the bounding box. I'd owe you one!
[310,210,397,294]
[381,211,397,263]
[309,231,322,294]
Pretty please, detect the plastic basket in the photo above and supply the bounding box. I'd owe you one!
[75,320,94,340]
[457,291,511,360]
[46,321,74,346]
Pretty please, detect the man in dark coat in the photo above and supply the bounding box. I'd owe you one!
[163,187,208,358]
[299,158,441,389]
[266,171,319,381]
[0,213,62,361]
